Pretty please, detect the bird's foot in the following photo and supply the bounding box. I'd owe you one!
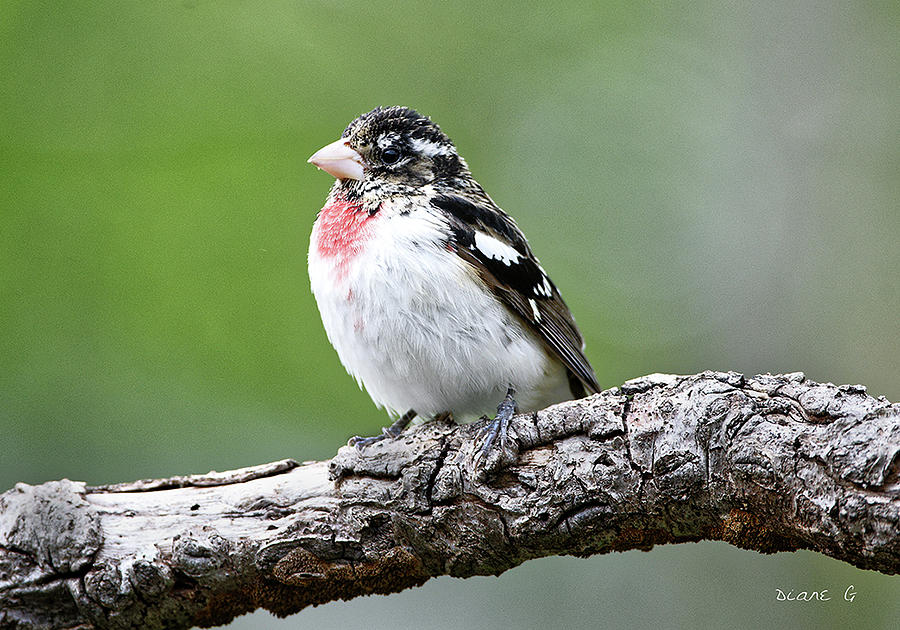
[475,387,519,472]
[347,433,388,448]
[349,409,416,449]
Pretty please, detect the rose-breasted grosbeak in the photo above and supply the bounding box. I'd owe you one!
[307,106,599,456]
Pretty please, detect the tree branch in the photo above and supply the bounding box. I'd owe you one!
[2,371,898,629]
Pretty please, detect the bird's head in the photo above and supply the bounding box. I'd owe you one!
[308,106,468,197]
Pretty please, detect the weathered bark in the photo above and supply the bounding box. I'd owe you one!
[1,371,898,629]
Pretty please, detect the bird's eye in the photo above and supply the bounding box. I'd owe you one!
[381,146,402,164]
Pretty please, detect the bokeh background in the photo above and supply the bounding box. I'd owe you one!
[1,1,898,628]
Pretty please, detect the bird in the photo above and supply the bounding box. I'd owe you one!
[307,106,599,458]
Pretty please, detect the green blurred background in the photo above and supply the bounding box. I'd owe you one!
[1,1,897,628]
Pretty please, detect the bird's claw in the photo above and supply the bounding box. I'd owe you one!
[474,387,518,471]
[348,433,388,449]
[349,409,417,450]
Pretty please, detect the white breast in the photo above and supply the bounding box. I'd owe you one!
[308,201,570,420]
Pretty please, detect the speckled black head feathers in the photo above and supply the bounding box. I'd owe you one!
[339,106,466,187]
[342,106,450,147]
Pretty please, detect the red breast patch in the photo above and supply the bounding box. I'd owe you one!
[315,198,379,277]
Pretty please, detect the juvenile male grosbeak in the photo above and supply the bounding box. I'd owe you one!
[307,106,599,455]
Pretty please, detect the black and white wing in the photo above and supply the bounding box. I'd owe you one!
[432,194,600,397]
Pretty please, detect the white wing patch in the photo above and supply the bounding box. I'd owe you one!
[534,276,553,297]
[472,231,521,266]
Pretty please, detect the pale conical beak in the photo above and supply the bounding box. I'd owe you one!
[307,138,364,181]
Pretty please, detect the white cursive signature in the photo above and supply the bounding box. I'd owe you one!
[775,585,856,602]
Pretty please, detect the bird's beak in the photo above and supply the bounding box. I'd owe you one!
[307,138,364,181]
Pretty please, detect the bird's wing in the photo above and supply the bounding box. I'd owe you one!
[431,194,600,396]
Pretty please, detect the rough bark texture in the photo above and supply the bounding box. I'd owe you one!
[1,371,898,629]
